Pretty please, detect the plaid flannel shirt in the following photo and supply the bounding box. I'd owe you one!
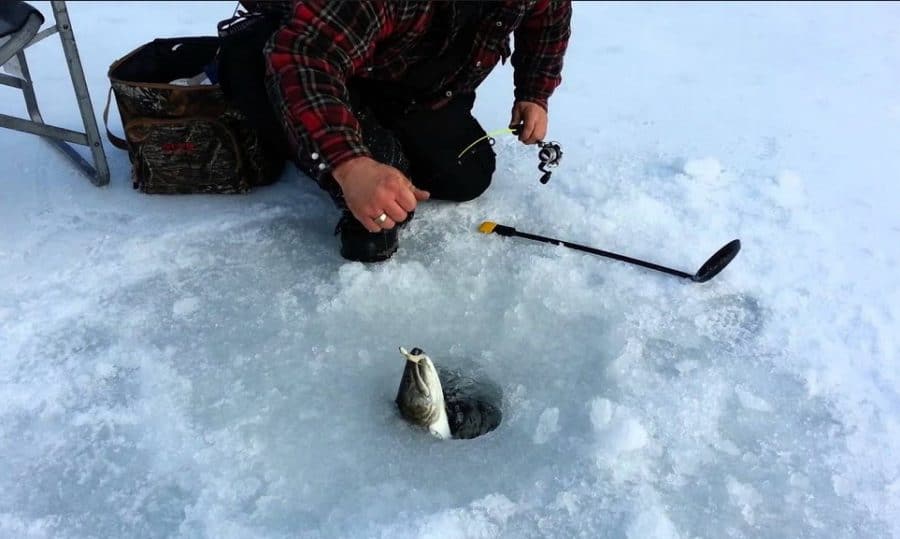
[263,0,572,172]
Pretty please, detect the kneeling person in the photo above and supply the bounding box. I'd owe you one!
[263,0,571,262]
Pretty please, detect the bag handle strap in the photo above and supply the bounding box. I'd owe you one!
[103,87,130,150]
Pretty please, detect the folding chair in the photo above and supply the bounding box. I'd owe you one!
[0,0,109,186]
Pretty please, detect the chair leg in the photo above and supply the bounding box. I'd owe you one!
[16,51,42,122]
[15,46,100,181]
[50,0,110,186]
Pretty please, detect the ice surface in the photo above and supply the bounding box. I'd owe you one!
[532,407,559,445]
[626,506,680,539]
[682,157,724,181]
[2,1,899,538]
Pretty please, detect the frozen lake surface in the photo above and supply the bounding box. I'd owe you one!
[1,2,898,538]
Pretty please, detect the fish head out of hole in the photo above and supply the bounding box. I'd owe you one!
[395,346,451,439]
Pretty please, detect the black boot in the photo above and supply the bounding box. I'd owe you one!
[334,211,401,263]
[334,210,415,263]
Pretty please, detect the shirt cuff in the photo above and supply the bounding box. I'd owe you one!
[312,130,373,172]
[513,89,550,111]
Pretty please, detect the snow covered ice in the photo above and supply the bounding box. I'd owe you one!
[2,2,899,538]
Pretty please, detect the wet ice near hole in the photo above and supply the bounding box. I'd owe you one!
[1,2,899,538]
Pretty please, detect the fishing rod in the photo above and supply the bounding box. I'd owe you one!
[478,221,741,283]
[456,129,741,282]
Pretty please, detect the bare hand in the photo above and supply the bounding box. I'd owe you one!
[332,156,430,232]
[510,101,548,145]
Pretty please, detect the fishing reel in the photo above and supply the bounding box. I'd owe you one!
[536,140,563,184]
[455,126,564,185]
[510,124,563,184]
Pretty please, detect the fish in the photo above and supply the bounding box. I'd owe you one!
[395,346,452,439]
[395,346,503,440]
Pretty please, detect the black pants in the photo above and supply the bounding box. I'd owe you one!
[311,85,497,208]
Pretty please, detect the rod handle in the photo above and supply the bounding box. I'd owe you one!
[478,221,517,236]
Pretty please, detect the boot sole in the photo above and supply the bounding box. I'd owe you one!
[340,242,398,263]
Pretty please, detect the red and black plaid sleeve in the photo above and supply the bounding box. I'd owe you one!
[264,1,392,170]
[511,0,572,110]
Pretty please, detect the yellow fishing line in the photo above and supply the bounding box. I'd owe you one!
[456,127,516,159]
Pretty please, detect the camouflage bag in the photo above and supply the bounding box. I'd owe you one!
[105,36,284,194]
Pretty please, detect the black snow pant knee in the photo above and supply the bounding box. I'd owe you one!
[378,92,496,203]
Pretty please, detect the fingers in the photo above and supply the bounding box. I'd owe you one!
[397,188,418,212]
[520,116,537,144]
[521,111,548,144]
[355,208,383,233]
[512,102,549,145]
[383,200,408,224]
[360,203,405,232]
[366,181,418,231]
[533,121,547,143]
[374,214,397,230]
[354,209,396,232]
[397,180,430,208]
[510,106,522,131]
[341,162,430,233]
[394,173,430,203]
